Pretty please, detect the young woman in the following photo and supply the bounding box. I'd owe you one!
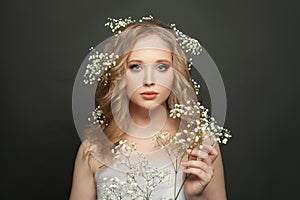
[70,18,227,200]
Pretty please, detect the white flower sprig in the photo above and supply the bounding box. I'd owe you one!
[87,105,108,127]
[169,24,202,55]
[83,50,119,85]
[154,100,232,199]
[190,78,201,95]
[99,140,171,200]
[169,100,232,146]
[105,15,154,35]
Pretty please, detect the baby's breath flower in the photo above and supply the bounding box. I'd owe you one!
[169,24,202,55]
[83,51,119,86]
[87,105,108,126]
[99,138,173,200]
[160,100,231,155]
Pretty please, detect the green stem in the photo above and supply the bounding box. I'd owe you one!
[175,174,191,200]
[174,168,177,199]
[165,149,176,172]
[174,148,194,200]
[131,175,145,194]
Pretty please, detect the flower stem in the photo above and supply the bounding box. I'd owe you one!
[175,174,191,199]
[174,149,192,200]
[174,169,177,199]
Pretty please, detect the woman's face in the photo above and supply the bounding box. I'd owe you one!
[126,35,174,110]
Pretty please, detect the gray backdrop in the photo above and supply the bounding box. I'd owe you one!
[1,0,299,199]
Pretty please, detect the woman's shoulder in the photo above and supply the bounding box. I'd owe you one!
[75,140,93,159]
[75,140,104,175]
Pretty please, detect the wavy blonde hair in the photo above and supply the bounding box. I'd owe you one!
[85,20,200,165]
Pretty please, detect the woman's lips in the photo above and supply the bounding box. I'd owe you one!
[140,91,158,100]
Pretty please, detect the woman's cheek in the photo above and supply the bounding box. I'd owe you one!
[154,70,174,89]
[126,73,144,97]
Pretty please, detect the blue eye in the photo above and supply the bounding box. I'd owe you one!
[129,64,142,71]
[157,64,169,72]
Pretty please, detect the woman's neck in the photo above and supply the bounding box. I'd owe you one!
[128,101,167,125]
[126,101,179,138]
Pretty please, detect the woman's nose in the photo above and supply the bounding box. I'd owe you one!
[143,66,155,86]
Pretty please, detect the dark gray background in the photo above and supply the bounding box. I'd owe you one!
[1,0,299,199]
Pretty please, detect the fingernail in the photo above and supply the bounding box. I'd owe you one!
[181,162,186,166]
[203,143,213,150]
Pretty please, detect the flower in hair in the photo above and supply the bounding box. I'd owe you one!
[191,78,201,95]
[105,15,202,56]
[105,15,154,35]
[84,15,203,88]
[87,105,108,127]
[169,24,202,55]
[83,49,119,85]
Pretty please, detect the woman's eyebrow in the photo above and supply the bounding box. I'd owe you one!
[127,59,143,63]
[156,59,171,64]
[127,59,171,64]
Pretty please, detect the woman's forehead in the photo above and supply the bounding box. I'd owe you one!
[128,49,172,63]
[131,35,170,52]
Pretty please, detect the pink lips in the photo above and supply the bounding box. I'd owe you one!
[140,91,158,100]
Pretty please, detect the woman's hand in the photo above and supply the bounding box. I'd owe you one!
[181,144,219,199]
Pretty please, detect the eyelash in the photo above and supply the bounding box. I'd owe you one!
[129,64,170,72]
[129,64,142,71]
[157,64,169,71]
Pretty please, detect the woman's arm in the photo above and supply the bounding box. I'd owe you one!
[69,143,97,200]
[183,143,227,200]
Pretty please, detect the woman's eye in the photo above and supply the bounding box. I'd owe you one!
[157,64,169,72]
[129,64,142,71]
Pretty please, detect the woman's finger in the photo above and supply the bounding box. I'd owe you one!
[202,144,218,162]
[183,167,212,182]
[181,160,213,174]
[187,145,218,163]
[186,148,212,165]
